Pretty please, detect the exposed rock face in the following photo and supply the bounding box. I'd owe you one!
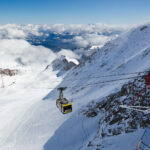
[52,56,76,71]
[83,78,150,149]
[0,68,19,76]
[46,55,78,76]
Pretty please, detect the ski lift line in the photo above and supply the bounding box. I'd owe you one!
[48,70,149,83]
[86,75,142,86]
[71,70,148,79]
[46,75,143,90]
[42,73,143,85]
[79,75,143,90]
[33,75,142,90]
[58,75,142,90]
[23,70,148,84]
[3,74,145,90]
[17,81,122,90]
[86,70,149,78]
[2,69,149,83]
[61,70,149,80]
[41,74,139,84]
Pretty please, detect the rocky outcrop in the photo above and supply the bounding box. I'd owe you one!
[83,77,150,149]
[0,68,19,76]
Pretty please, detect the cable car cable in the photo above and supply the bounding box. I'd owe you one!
[42,70,149,83]
[40,74,143,90]
[4,73,147,90]
[16,75,143,90]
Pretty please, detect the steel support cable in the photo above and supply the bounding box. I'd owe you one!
[86,70,149,78]
[44,70,149,83]
[34,75,142,90]
[4,75,142,90]
[1,70,148,85]
[84,75,142,87]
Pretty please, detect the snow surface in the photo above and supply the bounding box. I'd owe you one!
[43,23,150,150]
[0,23,150,150]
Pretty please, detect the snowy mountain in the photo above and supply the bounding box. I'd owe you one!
[0,23,150,150]
[44,23,150,150]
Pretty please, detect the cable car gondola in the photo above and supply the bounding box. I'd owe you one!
[56,87,72,114]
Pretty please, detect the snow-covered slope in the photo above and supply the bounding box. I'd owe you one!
[0,23,150,150]
[44,23,150,150]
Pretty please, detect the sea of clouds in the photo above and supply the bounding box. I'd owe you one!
[0,24,128,48]
[0,24,128,69]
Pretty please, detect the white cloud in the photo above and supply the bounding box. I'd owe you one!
[0,24,26,39]
[0,23,128,54]
[57,49,78,58]
[0,23,128,39]
[73,36,89,48]
[7,28,26,38]
[0,39,56,69]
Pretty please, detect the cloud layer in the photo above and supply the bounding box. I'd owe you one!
[0,39,56,69]
[0,24,128,50]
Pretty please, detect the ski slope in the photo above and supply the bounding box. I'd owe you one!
[0,67,67,150]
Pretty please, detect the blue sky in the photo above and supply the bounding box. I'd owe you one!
[0,0,150,25]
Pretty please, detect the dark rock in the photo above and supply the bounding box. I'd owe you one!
[0,68,18,76]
